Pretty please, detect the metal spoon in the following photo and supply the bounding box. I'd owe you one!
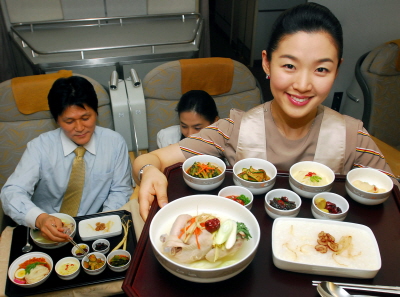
[318,281,380,297]
[22,227,33,253]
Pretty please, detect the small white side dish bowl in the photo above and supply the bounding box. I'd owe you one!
[289,161,335,198]
[271,218,381,278]
[30,213,76,249]
[149,195,260,283]
[71,243,90,259]
[182,155,226,191]
[55,257,80,280]
[8,252,53,288]
[233,158,277,195]
[107,249,131,272]
[264,189,302,219]
[311,192,349,221]
[345,168,393,205]
[92,239,110,254]
[78,214,122,241]
[81,252,107,275]
[218,185,254,210]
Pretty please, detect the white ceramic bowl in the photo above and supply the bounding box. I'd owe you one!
[71,243,90,260]
[149,194,260,283]
[8,252,53,288]
[107,249,131,272]
[264,189,302,219]
[311,192,349,221]
[345,168,393,205]
[218,186,254,210]
[92,239,110,254]
[81,252,107,275]
[182,155,226,191]
[30,213,76,249]
[289,161,335,198]
[272,218,381,278]
[233,158,277,195]
[55,256,80,280]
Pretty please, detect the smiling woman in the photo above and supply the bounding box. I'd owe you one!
[133,2,398,221]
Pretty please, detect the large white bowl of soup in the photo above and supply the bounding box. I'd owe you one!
[289,161,335,198]
[182,155,226,191]
[30,213,76,249]
[8,252,53,288]
[345,168,393,205]
[149,195,260,283]
[233,158,277,195]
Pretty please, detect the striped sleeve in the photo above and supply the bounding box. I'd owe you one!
[354,128,397,182]
[179,117,235,158]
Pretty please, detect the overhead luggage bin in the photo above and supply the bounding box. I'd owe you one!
[8,13,203,88]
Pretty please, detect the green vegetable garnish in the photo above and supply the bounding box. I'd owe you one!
[236,222,252,240]
[25,262,46,274]
[215,220,235,245]
[236,194,251,205]
[310,175,322,183]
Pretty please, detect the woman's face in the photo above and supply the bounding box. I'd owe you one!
[179,111,214,138]
[262,31,341,120]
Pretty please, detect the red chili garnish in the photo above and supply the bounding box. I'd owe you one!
[204,218,220,233]
[305,172,316,177]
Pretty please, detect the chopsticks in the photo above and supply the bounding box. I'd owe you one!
[312,281,400,295]
[63,227,89,258]
[68,237,89,258]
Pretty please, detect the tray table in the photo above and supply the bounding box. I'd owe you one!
[6,210,136,297]
[123,163,400,297]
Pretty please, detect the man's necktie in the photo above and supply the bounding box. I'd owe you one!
[60,146,86,216]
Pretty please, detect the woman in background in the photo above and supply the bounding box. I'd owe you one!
[134,2,397,220]
[157,90,219,148]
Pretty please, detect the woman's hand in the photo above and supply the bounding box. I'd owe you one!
[35,213,70,242]
[134,144,185,221]
[138,166,169,220]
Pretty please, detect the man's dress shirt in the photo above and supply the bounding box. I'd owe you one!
[0,126,133,228]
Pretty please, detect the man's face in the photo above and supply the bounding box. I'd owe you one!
[57,104,97,145]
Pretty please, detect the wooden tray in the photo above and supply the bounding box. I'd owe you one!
[6,210,136,297]
[123,163,400,297]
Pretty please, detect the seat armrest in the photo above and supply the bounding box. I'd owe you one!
[125,71,149,152]
[109,77,134,151]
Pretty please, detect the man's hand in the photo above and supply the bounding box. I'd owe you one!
[35,213,70,242]
[138,166,168,221]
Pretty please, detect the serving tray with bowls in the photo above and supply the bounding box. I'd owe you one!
[122,162,400,297]
[6,210,136,297]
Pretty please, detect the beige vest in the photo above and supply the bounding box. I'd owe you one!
[236,103,346,174]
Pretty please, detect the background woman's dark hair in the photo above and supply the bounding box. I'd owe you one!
[176,90,219,123]
[48,76,98,121]
[266,2,343,63]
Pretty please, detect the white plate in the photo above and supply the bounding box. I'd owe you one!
[78,215,122,241]
[271,218,381,278]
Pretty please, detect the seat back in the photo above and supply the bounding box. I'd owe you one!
[0,73,114,231]
[142,58,263,151]
[357,41,400,150]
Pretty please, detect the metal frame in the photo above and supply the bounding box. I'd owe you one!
[10,13,202,59]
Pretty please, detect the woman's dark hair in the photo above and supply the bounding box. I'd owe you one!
[176,90,219,123]
[266,2,343,63]
[48,76,98,121]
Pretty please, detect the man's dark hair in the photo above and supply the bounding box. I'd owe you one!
[48,76,98,121]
